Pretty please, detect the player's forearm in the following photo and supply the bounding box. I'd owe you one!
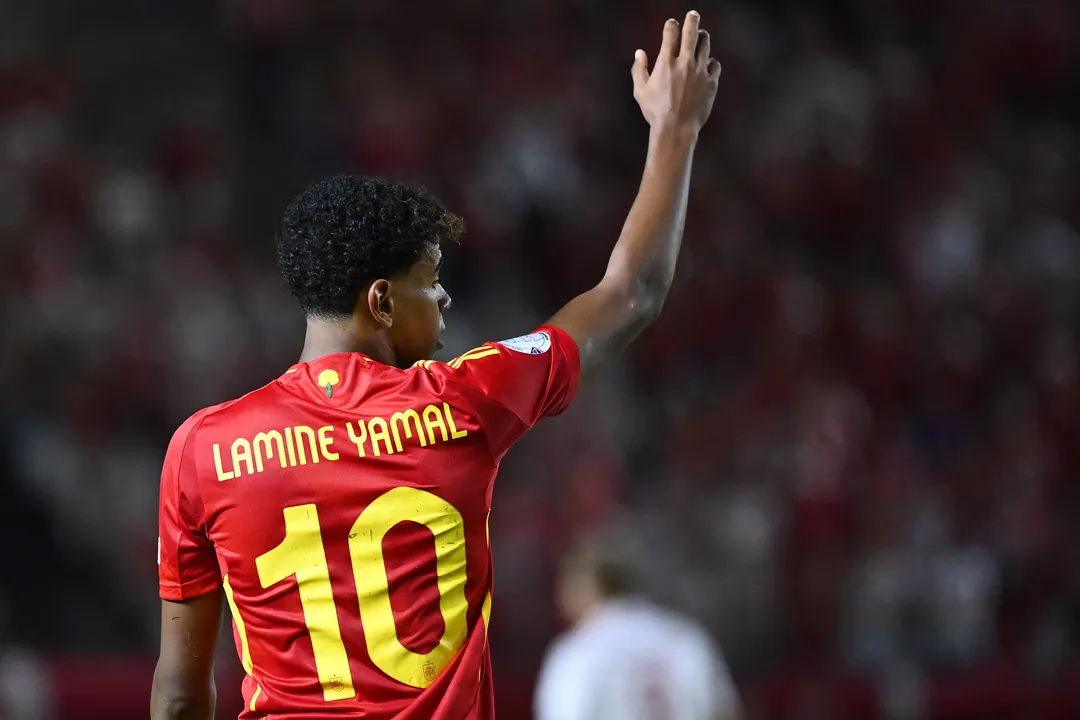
[151,700,214,720]
[604,125,698,318]
[150,675,216,720]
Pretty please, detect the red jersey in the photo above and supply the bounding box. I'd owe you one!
[158,326,579,720]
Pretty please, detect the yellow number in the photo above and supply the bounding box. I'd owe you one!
[254,490,471,700]
[350,487,469,687]
[256,504,356,701]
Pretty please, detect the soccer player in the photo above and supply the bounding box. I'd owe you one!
[151,11,720,720]
[535,537,741,720]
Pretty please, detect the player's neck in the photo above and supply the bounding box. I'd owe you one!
[298,321,395,366]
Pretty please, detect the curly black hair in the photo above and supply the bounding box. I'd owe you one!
[278,175,464,318]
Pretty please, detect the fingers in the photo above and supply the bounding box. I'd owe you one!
[706,58,722,79]
[631,49,650,89]
[680,10,700,59]
[656,12,715,70]
[659,17,680,61]
[696,30,710,65]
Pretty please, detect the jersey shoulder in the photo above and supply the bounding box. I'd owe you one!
[413,326,579,419]
[165,397,241,459]
[641,604,718,655]
[576,601,715,657]
[539,627,600,688]
[646,607,729,691]
[164,376,296,467]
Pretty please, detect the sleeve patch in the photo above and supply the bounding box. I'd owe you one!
[498,331,552,355]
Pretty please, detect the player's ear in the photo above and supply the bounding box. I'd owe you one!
[365,279,394,329]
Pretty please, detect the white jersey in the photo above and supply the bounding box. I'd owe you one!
[535,599,739,720]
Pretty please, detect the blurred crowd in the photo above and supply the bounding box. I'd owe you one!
[2,0,1080,717]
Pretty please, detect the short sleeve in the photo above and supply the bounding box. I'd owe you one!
[158,414,222,601]
[424,325,580,455]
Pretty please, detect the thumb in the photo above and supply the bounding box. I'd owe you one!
[631,49,649,88]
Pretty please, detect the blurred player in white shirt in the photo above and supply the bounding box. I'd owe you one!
[535,537,741,720]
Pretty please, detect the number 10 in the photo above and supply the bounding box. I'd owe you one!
[254,487,470,699]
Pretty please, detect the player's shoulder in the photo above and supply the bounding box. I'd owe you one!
[644,603,713,642]
[590,600,712,652]
[540,626,598,678]
[165,378,289,455]
[166,399,238,453]
[412,326,571,381]
[651,607,722,665]
[552,604,644,657]
[409,343,500,377]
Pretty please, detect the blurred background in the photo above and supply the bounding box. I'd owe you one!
[2,0,1079,717]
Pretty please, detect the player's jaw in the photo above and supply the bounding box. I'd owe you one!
[379,246,450,366]
[392,294,449,365]
[387,309,442,367]
[422,320,445,363]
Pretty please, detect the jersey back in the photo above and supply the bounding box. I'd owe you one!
[158,327,579,720]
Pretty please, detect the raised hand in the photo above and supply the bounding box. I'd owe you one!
[631,10,721,136]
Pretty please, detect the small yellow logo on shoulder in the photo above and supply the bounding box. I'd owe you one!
[317,369,340,398]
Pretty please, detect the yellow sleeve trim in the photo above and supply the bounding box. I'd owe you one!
[448,347,500,369]
[223,574,264,712]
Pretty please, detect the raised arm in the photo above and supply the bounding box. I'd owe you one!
[548,10,720,381]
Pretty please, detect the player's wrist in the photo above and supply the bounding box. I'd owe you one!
[647,122,699,152]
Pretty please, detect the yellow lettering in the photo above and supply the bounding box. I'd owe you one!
[367,417,394,456]
[318,426,339,461]
[423,405,448,444]
[213,443,235,481]
[231,438,254,478]
[444,403,468,439]
[390,409,427,452]
[253,431,287,473]
[294,426,319,465]
[285,426,297,466]
[346,420,367,458]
